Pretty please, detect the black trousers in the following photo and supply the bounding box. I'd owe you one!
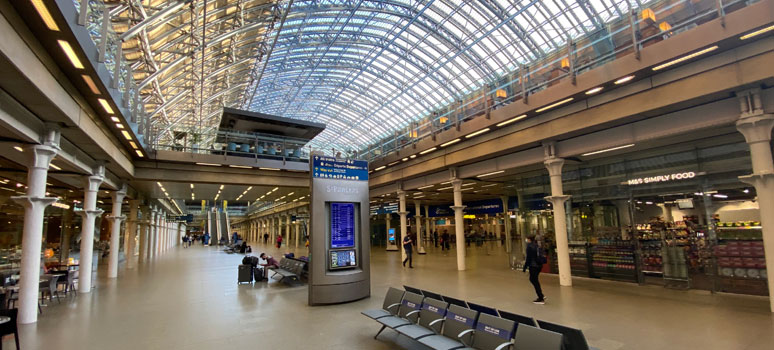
[403,252,413,267]
[528,266,544,299]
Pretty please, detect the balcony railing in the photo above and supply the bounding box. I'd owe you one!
[153,129,312,163]
[358,0,751,163]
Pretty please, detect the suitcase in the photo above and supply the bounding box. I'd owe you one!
[253,266,265,282]
[238,264,253,284]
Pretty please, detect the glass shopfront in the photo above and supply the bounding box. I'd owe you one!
[505,134,767,296]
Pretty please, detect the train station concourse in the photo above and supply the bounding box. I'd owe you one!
[0,0,773,349]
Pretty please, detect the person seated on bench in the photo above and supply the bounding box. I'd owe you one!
[239,241,248,254]
[259,253,279,278]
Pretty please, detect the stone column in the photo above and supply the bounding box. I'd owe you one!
[451,179,467,271]
[78,165,105,293]
[294,220,300,248]
[155,211,163,256]
[735,89,774,312]
[385,213,397,251]
[125,200,140,269]
[545,155,572,287]
[148,207,157,260]
[11,129,60,324]
[398,190,409,262]
[415,200,425,254]
[138,206,150,263]
[424,205,431,249]
[59,201,74,264]
[495,214,503,247]
[107,186,126,278]
[286,214,291,248]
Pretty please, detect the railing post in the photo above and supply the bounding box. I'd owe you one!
[717,0,726,27]
[98,7,109,63]
[112,44,121,89]
[132,81,140,123]
[77,0,88,26]
[123,66,132,109]
[629,8,641,60]
[520,64,528,104]
[567,38,576,85]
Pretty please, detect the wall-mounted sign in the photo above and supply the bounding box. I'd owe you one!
[463,214,476,219]
[312,156,368,181]
[625,171,704,185]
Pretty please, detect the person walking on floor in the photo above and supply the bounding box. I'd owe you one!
[263,233,269,244]
[276,234,283,249]
[523,235,546,304]
[402,234,413,268]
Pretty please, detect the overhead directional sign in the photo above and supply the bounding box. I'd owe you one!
[312,155,368,181]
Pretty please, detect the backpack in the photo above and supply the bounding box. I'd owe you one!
[536,246,548,265]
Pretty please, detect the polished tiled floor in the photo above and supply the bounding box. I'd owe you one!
[10,240,774,350]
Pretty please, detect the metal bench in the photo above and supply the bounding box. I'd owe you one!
[269,258,305,284]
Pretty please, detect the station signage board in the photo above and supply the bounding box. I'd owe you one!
[624,171,704,185]
[312,155,368,181]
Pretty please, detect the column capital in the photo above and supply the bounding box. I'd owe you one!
[544,195,571,206]
[736,114,774,145]
[75,209,105,219]
[24,144,59,170]
[11,196,57,209]
[451,179,463,191]
[739,173,774,188]
[397,211,409,216]
[106,215,126,222]
[544,157,565,176]
[450,205,466,211]
[397,190,407,198]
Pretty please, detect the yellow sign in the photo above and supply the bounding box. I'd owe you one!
[223,200,228,210]
[201,200,205,213]
[463,214,476,219]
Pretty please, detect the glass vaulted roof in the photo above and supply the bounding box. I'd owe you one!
[245,0,634,151]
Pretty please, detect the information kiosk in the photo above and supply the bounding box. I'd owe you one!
[309,154,370,305]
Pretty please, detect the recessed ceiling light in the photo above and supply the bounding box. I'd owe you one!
[436,186,453,191]
[259,167,280,171]
[195,163,221,166]
[14,146,23,152]
[477,170,505,178]
[482,184,497,188]
[419,147,437,155]
[129,141,138,149]
[740,25,774,40]
[462,183,475,187]
[402,157,408,161]
[388,161,400,166]
[110,117,120,123]
[374,165,386,171]
[121,130,132,140]
[585,87,603,95]
[57,40,83,69]
[135,150,144,157]
[652,46,718,71]
[115,123,125,129]
[409,154,416,159]
[440,138,461,147]
[98,99,114,114]
[582,144,635,156]
[465,128,490,139]
[614,75,635,84]
[229,165,252,169]
[50,163,61,170]
[496,114,527,127]
[418,185,434,190]
[535,98,574,113]
[81,75,100,94]
[31,0,60,31]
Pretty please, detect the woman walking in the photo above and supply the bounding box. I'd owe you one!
[523,235,546,304]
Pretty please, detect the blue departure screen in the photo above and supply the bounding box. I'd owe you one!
[330,203,355,248]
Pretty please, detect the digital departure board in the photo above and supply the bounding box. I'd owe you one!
[330,202,355,248]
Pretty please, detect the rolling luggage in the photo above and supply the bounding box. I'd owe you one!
[253,266,266,282]
[238,264,253,284]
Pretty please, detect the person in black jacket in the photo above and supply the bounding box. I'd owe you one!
[523,235,546,304]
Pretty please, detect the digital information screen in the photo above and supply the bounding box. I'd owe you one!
[330,202,355,248]
[330,250,357,269]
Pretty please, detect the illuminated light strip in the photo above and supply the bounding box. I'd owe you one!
[440,138,461,147]
[414,195,425,199]
[614,75,635,84]
[409,154,416,159]
[460,188,474,191]
[259,167,280,171]
[535,98,574,113]
[110,117,120,122]
[652,46,718,71]
[59,40,85,68]
[581,144,635,156]
[461,183,475,187]
[465,128,490,139]
[482,184,497,188]
[436,186,453,191]
[419,147,437,155]
[31,0,60,31]
[477,170,505,178]
[585,87,603,95]
[81,75,100,94]
[740,25,774,40]
[121,130,132,140]
[14,146,23,152]
[417,185,434,190]
[116,123,125,129]
[402,157,408,161]
[388,161,400,166]
[374,165,386,171]
[135,150,144,157]
[195,163,221,167]
[98,99,114,114]
[496,114,527,127]
[50,163,62,170]
[229,165,252,169]
[129,141,138,149]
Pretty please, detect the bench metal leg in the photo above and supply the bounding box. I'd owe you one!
[374,325,387,339]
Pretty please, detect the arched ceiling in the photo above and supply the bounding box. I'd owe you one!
[245,0,633,151]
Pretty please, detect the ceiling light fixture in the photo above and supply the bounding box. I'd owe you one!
[535,98,574,113]
[219,185,224,190]
[58,40,83,69]
[417,185,434,190]
[582,144,635,156]
[31,0,60,31]
[402,157,408,162]
[50,163,62,170]
[477,170,505,178]
[388,161,400,166]
[614,75,635,84]
[135,150,144,157]
[121,130,132,140]
[713,194,728,199]
[410,154,416,159]
[419,147,437,155]
[190,184,194,189]
[585,87,603,95]
[115,123,125,129]
[465,128,490,139]
[229,165,252,169]
[436,186,453,191]
[740,25,774,40]
[440,138,461,147]
[98,98,114,114]
[496,114,527,127]
[482,184,497,188]
[14,146,23,152]
[414,195,425,199]
[652,46,718,71]
[462,183,475,187]
[196,163,221,167]
[374,165,386,171]
[81,75,100,94]
[259,167,280,171]
[271,187,278,192]
[110,117,120,123]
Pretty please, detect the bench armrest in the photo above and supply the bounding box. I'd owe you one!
[406,310,420,322]
[494,341,514,350]
[458,329,475,346]
[386,303,401,311]
[428,318,445,333]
